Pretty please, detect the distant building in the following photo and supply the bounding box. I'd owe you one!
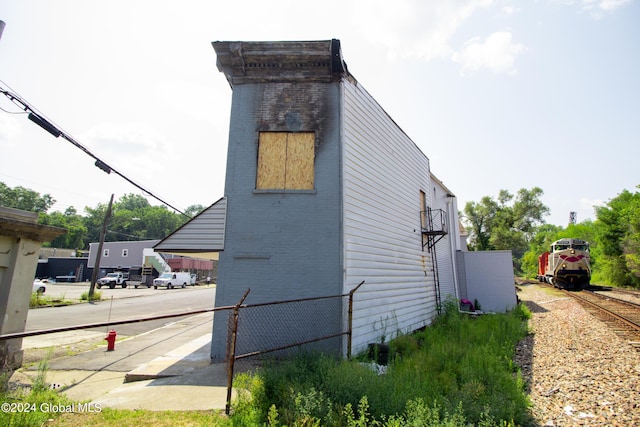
[36,256,89,282]
[88,240,161,277]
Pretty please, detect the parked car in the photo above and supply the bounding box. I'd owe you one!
[153,272,191,289]
[96,272,129,289]
[33,279,47,294]
[190,274,197,285]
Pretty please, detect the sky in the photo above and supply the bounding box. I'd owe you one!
[0,0,638,227]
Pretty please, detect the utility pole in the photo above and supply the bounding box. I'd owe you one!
[89,194,114,300]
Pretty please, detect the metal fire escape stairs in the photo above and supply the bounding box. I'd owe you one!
[421,208,448,313]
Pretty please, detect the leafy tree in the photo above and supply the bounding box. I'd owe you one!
[185,204,205,218]
[462,196,499,251]
[463,188,549,273]
[594,187,640,287]
[83,203,110,245]
[83,194,189,243]
[1,183,196,249]
[117,193,152,212]
[142,205,187,238]
[0,181,55,213]
[39,209,87,249]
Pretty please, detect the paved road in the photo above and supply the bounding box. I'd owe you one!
[26,285,217,336]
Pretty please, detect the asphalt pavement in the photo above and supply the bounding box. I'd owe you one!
[10,284,236,412]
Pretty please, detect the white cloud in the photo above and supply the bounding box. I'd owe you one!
[352,0,496,61]
[73,122,184,203]
[81,123,168,156]
[0,114,22,145]
[79,122,171,180]
[557,0,633,18]
[154,78,221,124]
[584,0,632,11]
[451,31,525,75]
[580,197,605,211]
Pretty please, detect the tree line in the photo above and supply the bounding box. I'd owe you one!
[2,181,639,288]
[0,181,202,251]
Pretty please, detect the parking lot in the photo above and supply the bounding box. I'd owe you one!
[37,281,215,302]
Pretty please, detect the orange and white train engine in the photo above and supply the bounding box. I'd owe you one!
[537,238,591,289]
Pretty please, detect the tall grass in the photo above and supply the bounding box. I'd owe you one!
[0,353,77,427]
[29,292,73,308]
[230,301,533,426]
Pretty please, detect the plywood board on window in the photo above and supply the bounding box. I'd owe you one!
[257,132,287,189]
[256,132,315,190]
[285,133,315,190]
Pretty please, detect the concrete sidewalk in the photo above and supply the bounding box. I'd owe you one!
[11,312,235,411]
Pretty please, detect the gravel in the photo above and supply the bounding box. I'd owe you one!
[515,284,640,426]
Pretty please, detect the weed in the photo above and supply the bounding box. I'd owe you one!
[80,290,102,301]
[32,352,51,393]
[229,302,535,426]
[30,292,73,307]
[0,351,77,427]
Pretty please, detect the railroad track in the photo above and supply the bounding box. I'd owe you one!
[559,288,640,349]
[607,287,640,300]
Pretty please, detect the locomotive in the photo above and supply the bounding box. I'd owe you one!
[537,238,591,289]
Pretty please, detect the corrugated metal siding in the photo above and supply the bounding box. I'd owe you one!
[342,81,437,353]
[154,197,226,252]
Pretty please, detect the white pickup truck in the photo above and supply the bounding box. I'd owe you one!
[96,272,129,289]
[153,272,191,289]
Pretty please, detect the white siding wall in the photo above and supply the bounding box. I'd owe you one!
[456,250,517,312]
[342,81,438,354]
[431,180,460,304]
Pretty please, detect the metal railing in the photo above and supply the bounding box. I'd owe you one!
[0,307,227,341]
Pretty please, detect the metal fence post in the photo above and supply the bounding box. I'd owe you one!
[347,281,365,359]
[225,288,250,416]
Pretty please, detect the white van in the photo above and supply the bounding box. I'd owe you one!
[152,272,191,289]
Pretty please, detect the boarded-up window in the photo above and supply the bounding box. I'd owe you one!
[256,132,315,190]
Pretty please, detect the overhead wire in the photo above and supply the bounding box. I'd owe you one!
[0,80,191,219]
[107,229,154,241]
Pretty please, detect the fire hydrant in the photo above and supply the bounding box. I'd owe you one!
[105,330,117,351]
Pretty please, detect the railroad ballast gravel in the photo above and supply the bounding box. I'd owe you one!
[516,284,640,426]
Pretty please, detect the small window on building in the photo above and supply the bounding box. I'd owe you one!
[103,249,110,257]
[256,132,315,190]
[122,249,128,257]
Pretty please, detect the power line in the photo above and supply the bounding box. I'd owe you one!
[0,81,191,218]
[107,229,154,241]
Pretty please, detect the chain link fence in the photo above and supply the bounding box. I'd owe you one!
[224,282,364,414]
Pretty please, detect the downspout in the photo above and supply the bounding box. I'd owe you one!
[446,196,462,306]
